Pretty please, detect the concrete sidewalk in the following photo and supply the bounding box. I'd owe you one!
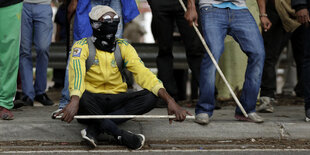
[1,105,310,143]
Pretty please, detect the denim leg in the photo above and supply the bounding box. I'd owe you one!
[58,41,77,109]
[109,0,123,38]
[90,0,123,38]
[59,56,70,109]
[196,7,227,116]
[20,3,35,100]
[228,9,265,114]
[304,25,310,110]
[33,4,53,95]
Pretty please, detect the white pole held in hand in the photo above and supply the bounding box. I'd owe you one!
[55,115,196,119]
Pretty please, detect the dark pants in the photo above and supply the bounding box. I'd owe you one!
[77,90,157,137]
[260,2,304,98]
[148,0,204,101]
[304,22,310,110]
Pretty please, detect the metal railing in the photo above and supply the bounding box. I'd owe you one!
[32,42,188,69]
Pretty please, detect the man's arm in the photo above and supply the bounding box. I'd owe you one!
[157,88,192,124]
[256,0,272,32]
[67,0,78,22]
[184,0,198,26]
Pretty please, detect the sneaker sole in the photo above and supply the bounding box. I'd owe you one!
[81,129,97,148]
[305,117,310,122]
[235,115,264,123]
[194,119,209,125]
[136,134,145,150]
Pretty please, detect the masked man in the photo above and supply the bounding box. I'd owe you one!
[55,5,190,150]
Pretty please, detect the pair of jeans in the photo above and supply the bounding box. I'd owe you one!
[260,2,304,98]
[148,0,204,100]
[196,6,265,116]
[77,90,157,136]
[304,20,310,110]
[19,3,53,100]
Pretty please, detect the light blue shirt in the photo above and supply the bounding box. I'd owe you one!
[212,2,247,9]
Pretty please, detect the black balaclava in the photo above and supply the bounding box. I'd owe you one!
[90,19,119,52]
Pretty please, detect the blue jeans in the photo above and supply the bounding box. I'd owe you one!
[196,6,265,116]
[304,22,310,111]
[59,0,123,109]
[19,3,53,100]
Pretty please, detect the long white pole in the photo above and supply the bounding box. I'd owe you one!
[178,0,248,117]
[55,115,196,119]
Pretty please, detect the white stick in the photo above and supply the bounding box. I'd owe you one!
[55,115,195,119]
[178,0,248,117]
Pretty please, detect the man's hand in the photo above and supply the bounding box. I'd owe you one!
[157,88,192,124]
[184,0,198,26]
[296,8,310,25]
[55,95,80,123]
[166,98,192,124]
[260,16,272,32]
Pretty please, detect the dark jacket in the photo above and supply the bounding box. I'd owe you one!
[291,0,310,11]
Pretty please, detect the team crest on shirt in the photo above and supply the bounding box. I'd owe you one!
[72,48,82,57]
[111,60,117,67]
[94,59,99,65]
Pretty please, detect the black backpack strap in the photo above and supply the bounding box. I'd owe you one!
[86,37,96,72]
[114,43,127,82]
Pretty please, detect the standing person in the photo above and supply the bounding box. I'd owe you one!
[147,0,204,102]
[291,0,310,121]
[55,6,190,149]
[185,0,272,124]
[258,0,305,113]
[19,0,54,106]
[0,0,23,120]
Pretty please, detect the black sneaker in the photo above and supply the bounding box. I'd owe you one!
[116,130,145,150]
[22,96,33,106]
[34,93,54,106]
[81,129,97,148]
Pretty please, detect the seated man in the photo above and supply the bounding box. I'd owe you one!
[55,5,190,149]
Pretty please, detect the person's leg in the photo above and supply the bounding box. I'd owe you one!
[107,89,157,124]
[175,3,203,87]
[260,3,290,99]
[57,40,77,110]
[228,9,265,115]
[32,4,53,97]
[151,3,177,100]
[78,90,153,149]
[78,91,123,137]
[303,24,310,119]
[109,0,123,38]
[291,26,305,97]
[196,6,227,117]
[0,2,22,119]
[19,3,35,101]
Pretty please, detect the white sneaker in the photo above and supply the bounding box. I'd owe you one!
[257,97,275,113]
[195,113,210,125]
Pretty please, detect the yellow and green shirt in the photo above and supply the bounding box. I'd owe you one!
[69,38,164,98]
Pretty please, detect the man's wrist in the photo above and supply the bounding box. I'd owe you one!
[259,13,268,17]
